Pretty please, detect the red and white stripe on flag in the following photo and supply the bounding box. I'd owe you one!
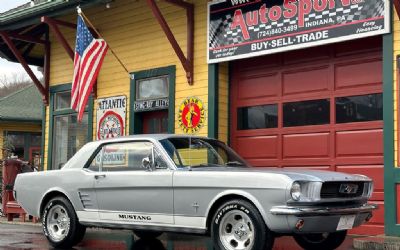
[71,15,108,122]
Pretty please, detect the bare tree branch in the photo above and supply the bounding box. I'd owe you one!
[0,72,43,98]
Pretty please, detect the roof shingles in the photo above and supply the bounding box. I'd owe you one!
[0,84,43,122]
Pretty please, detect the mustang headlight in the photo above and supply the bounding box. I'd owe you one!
[290,181,322,202]
[290,182,301,201]
[363,182,374,198]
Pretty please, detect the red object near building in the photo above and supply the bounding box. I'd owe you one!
[230,36,384,235]
[2,159,34,222]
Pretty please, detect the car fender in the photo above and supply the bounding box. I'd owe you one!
[37,187,76,217]
[205,189,271,228]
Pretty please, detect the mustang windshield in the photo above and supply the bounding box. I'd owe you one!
[160,138,247,168]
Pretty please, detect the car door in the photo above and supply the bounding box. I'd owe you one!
[91,140,174,225]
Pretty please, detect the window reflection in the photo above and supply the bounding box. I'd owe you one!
[283,99,330,127]
[336,93,382,123]
[52,113,88,169]
[238,104,278,130]
[137,76,169,100]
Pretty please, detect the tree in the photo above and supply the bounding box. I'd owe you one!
[0,72,43,98]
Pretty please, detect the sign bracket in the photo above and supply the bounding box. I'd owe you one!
[146,0,194,85]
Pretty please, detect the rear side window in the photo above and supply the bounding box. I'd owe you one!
[88,141,154,172]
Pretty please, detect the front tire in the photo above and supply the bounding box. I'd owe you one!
[211,199,274,250]
[293,230,347,250]
[42,196,86,249]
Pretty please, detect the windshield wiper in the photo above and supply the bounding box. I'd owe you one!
[189,163,221,169]
[225,161,244,166]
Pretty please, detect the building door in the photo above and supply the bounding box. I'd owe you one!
[142,111,168,134]
[230,37,383,235]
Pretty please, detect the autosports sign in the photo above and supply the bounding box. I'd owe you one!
[207,0,389,63]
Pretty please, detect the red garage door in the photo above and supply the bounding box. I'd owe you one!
[230,37,383,235]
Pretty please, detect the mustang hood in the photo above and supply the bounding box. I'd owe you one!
[189,167,371,182]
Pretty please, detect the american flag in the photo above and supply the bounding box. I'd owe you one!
[71,15,108,121]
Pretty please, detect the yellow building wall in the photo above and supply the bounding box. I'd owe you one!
[394,11,400,167]
[0,122,41,159]
[43,0,210,170]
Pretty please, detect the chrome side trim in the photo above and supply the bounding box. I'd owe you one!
[270,203,378,216]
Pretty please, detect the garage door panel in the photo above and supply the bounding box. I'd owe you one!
[334,36,381,57]
[283,67,329,95]
[336,129,383,157]
[234,54,281,73]
[283,133,330,158]
[247,159,279,167]
[336,165,383,201]
[335,60,382,90]
[236,136,278,159]
[237,73,279,100]
[283,45,330,65]
[282,166,332,171]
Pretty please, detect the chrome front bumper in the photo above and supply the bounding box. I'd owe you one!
[270,203,378,216]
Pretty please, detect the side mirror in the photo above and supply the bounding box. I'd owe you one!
[142,157,153,171]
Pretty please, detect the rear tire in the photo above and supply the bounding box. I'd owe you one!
[293,230,347,250]
[42,196,86,249]
[211,199,274,250]
[134,230,163,239]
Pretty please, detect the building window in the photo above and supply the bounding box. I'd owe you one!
[136,76,169,100]
[49,85,92,170]
[130,66,176,134]
[237,104,278,130]
[55,91,71,110]
[5,132,41,162]
[283,99,330,127]
[336,93,382,123]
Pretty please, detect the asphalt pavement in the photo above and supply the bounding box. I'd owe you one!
[0,222,357,250]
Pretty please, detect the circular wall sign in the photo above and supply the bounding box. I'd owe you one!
[178,97,205,134]
[97,111,124,139]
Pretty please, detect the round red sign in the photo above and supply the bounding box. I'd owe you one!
[97,111,124,139]
[178,97,205,134]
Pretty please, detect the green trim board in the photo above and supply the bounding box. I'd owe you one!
[208,64,219,139]
[47,83,93,170]
[129,65,176,134]
[40,105,46,171]
[383,8,398,235]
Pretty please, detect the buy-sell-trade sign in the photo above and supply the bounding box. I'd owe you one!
[207,0,389,63]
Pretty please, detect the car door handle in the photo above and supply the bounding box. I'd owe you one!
[94,174,106,179]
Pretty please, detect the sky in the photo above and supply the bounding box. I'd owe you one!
[0,1,42,79]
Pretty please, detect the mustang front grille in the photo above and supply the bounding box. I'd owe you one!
[320,182,364,199]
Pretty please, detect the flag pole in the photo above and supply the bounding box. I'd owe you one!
[77,6,130,75]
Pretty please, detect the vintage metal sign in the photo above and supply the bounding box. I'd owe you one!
[134,98,169,112]
[96,96,126,140]
[178,97,206,134]
[208,0,389,63]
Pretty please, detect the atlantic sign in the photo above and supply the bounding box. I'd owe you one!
[207,0,389,63]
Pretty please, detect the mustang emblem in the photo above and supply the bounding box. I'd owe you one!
[339,184,359,194]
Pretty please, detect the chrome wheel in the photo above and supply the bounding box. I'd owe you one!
[46,204,70,242]
[219,210,255,250]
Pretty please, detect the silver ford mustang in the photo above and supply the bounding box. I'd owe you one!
[14,135,376,250]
